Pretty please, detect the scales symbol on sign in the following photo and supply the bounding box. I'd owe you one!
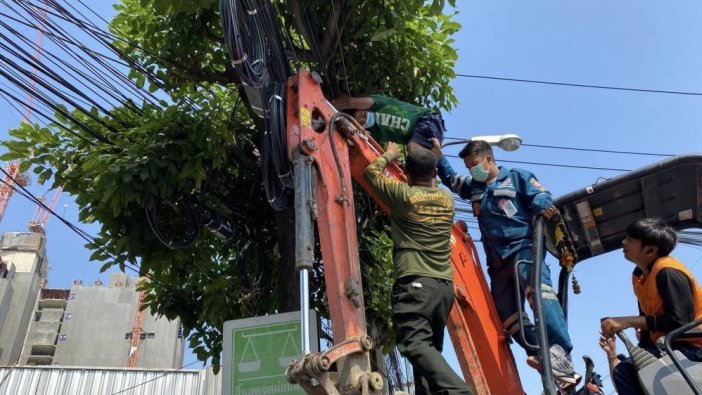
[238,327,301,373]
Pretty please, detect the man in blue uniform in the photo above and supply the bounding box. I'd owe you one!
[432,139,581,390]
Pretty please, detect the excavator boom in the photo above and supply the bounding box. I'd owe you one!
[284,69,523,394]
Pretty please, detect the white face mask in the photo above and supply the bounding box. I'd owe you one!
[363,112,376,128]
[469,158,490,182]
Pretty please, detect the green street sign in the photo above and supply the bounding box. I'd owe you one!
[222,311,319,395]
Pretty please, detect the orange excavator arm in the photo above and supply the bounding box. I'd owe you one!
[284,69,523,395]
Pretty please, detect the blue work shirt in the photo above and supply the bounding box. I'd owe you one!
[437,156,554,259]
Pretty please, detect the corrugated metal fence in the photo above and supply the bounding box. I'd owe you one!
[0,366,221,395]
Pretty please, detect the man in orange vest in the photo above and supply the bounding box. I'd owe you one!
[601,218,702,394]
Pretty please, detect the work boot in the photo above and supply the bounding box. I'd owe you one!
[549,344,582,392]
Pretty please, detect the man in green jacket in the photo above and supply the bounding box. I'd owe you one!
[364,143,473,395]
[334,95,445,152]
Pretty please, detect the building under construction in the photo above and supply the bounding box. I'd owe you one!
[0,232,185,369]
[0,232,47,365]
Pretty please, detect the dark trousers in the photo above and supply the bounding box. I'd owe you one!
[410,114,446,149]
[485,246,573,355]
[613,344,702,395]
[392,276,474,395]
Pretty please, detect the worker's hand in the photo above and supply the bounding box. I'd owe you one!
[385,143,401,161]
[601,317,626,338]
[598,334,618,359]
[429,138,443,159]
[539,206,559,220]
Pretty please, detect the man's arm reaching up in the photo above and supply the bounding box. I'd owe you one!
[333,96,375,111]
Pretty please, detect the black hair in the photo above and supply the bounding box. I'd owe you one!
[625,218,677,257]
[406,148,438,180]
[458,140,493,159]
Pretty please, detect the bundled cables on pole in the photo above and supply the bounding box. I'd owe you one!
[220,0,269,88]
[220,0,294,211]
[267,82,292,188]
[261,83,289,211]
[145,194,238,250]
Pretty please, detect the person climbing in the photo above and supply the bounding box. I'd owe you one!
[333,95,445,152]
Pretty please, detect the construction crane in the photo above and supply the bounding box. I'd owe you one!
[27,186,62,233]
[0,2,50,226]
[0,163,30,223]
[127,288,146,368]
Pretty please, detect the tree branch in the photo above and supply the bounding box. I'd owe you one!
[287,0,318,60]
[169,64,239,85]
[225,142,258,173]
[320,0,344,60]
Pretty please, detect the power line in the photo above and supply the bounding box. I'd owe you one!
[456,73,702,96]
[444,154,631,172]
[498,158,630,172]
[520,143,674,158]
[110,359,202,395]
[442,137,675,158]
[0,166,188,296]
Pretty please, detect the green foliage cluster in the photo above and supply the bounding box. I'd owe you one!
[1,0,461,369]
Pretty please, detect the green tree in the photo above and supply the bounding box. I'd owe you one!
[2,0,460,371]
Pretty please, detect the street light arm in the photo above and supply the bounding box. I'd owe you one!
[441,134,522,152]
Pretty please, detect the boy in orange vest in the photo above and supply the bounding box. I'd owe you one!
[601,218,702,394]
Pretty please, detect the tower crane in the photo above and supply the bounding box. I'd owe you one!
[0,164,30,223]
[127,281,147,368]
[0,2,52,226]
[27,186,63,233]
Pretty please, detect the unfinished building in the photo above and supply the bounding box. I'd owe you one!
[19,272,185,368]
[0,232,47,365]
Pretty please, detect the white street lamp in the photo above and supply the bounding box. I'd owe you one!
[443,133,522,152]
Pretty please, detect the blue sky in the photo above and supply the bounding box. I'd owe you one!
[439,1,702,394]
[2,1,702,393]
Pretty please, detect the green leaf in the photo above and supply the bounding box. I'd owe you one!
[101,182,120,204]
[0,152,24,161]
[135,73,146,89]
[430,0,445,15]
[370,28,395,42]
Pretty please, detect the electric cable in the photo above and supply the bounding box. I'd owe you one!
[0,3,134,143]
[497,158,630,172]
[4,0,158,108]
[456,73,702,96]
[110,359,202,395]
[442,137,675,158]
[299,0,336,98]
[520,143,674,158]
[0,139,229,286]
[330,0,350,97]
[268,82,292,188]
[256,0,292,82]
[2,0,189,122]
[144,197,201,250]
[442,153,631,172]
[0,18,145,116]
[0,83,100,146]
[261,127,289,211]
[0,35,123,127]
[0,168,176,291]
[220,0,268,88]
[261,82,291,210]
[235,239,269,291]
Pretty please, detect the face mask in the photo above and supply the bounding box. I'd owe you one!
[363,112,376,128]
[469,158,490,182]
